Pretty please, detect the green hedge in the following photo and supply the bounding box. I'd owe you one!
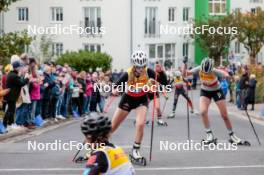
[56,50,112,72]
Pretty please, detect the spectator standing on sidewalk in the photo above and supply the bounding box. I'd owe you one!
[246,74,257,111]
[3,61,29,129]
[239,66,249,110]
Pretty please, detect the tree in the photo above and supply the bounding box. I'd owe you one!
[0,0,20,12]
[56,50,112,71]
[193,14,235,65]
[29,35,53,64]
[0,30,33,65]
[232,8,264,64]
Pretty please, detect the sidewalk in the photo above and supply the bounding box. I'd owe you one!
[225,102,264,121]
[0,117,78,142]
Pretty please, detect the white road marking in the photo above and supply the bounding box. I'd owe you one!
[1,165,264,172]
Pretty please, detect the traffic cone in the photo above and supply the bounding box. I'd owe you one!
[34,114,44,127]
[0,121,7,134]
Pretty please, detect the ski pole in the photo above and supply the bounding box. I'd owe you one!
[161,97,168,115]
[183,59,191,146]
[245,109,261,145]
[149,64,158,162]
[72,140,85,162]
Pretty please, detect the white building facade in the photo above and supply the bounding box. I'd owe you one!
[2,0,264,70]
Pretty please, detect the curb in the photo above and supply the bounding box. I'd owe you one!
[0,118,80,143]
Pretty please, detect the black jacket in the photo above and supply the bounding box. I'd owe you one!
[239,74,249,90]
[4,70,29,102]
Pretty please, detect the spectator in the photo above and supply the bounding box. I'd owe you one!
[89,72,101,112]
[234,75,241,109]
[0,72,10,110]
[84,73,93,114]
[3,61,29,130]
[77,71,87,115]
[29,61,42,126]
[71,71,81,115]
[42,64,56,120]
[239,66,249,110]
[246,74,257,111]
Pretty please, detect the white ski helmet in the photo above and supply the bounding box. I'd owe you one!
[201,57,214,73]
[174,71,182,77]
[131,50,147,67]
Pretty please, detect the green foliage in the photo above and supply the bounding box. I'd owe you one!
[232,8,264,64]
[56,50,112,72]
[0,30,33,65]
[193,14,234,65]
[0,0,20,12]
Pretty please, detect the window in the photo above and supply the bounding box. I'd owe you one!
[183,7,189,21]
[157,45,163,58]
[145,7,158,36]
[235,41,240,54]
[52,43,63,56]
[251,8,256,14]
[84,44,101,52]
[149,44,156,58]
[51,7,63,22]
[168,7,176,22]
[209,0,227,15]
[165,43,175,67]
[183,43,189,57]
[18,7,28,21]
[84,7,101,34]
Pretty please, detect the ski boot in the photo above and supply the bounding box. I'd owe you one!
[129,148,147,166]
[157,119,168,126]
[202,130,217,145]
[229,132,251,146]
[167,111,175,119]
[190,108,194,114]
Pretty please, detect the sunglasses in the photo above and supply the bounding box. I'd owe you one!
[135,66,146,70]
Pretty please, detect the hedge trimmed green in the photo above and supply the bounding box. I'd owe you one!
[56,50,112,72]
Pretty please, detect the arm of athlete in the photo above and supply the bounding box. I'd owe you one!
[83,151,108,175]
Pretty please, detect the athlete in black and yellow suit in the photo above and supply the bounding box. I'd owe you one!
[111,51,167,163]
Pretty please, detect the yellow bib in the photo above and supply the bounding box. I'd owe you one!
[199,71,216,82]
[127,67,148,89]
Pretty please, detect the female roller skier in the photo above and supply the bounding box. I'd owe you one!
[167,70,194,118]
[111,50,168,165]
[183,58,249,145]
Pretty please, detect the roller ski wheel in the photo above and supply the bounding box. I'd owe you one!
[201,138,218,145]
[229,132,251,146]
[129,154,147,166]
[157,119,168,126]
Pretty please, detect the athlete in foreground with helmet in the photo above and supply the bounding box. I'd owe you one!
[111,51,168,165]
[167,70,194,118]
[81,112,135,175]
[183,58,249,145]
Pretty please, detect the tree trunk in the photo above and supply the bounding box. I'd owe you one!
[250,54,256,65]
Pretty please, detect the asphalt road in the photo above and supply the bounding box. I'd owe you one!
[0,89,264,175]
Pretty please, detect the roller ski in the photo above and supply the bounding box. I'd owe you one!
[129,148,147,166]
[229,132,251,146]
[202,130,217,145]
[167,111,175,119]
[157,118,168,126]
